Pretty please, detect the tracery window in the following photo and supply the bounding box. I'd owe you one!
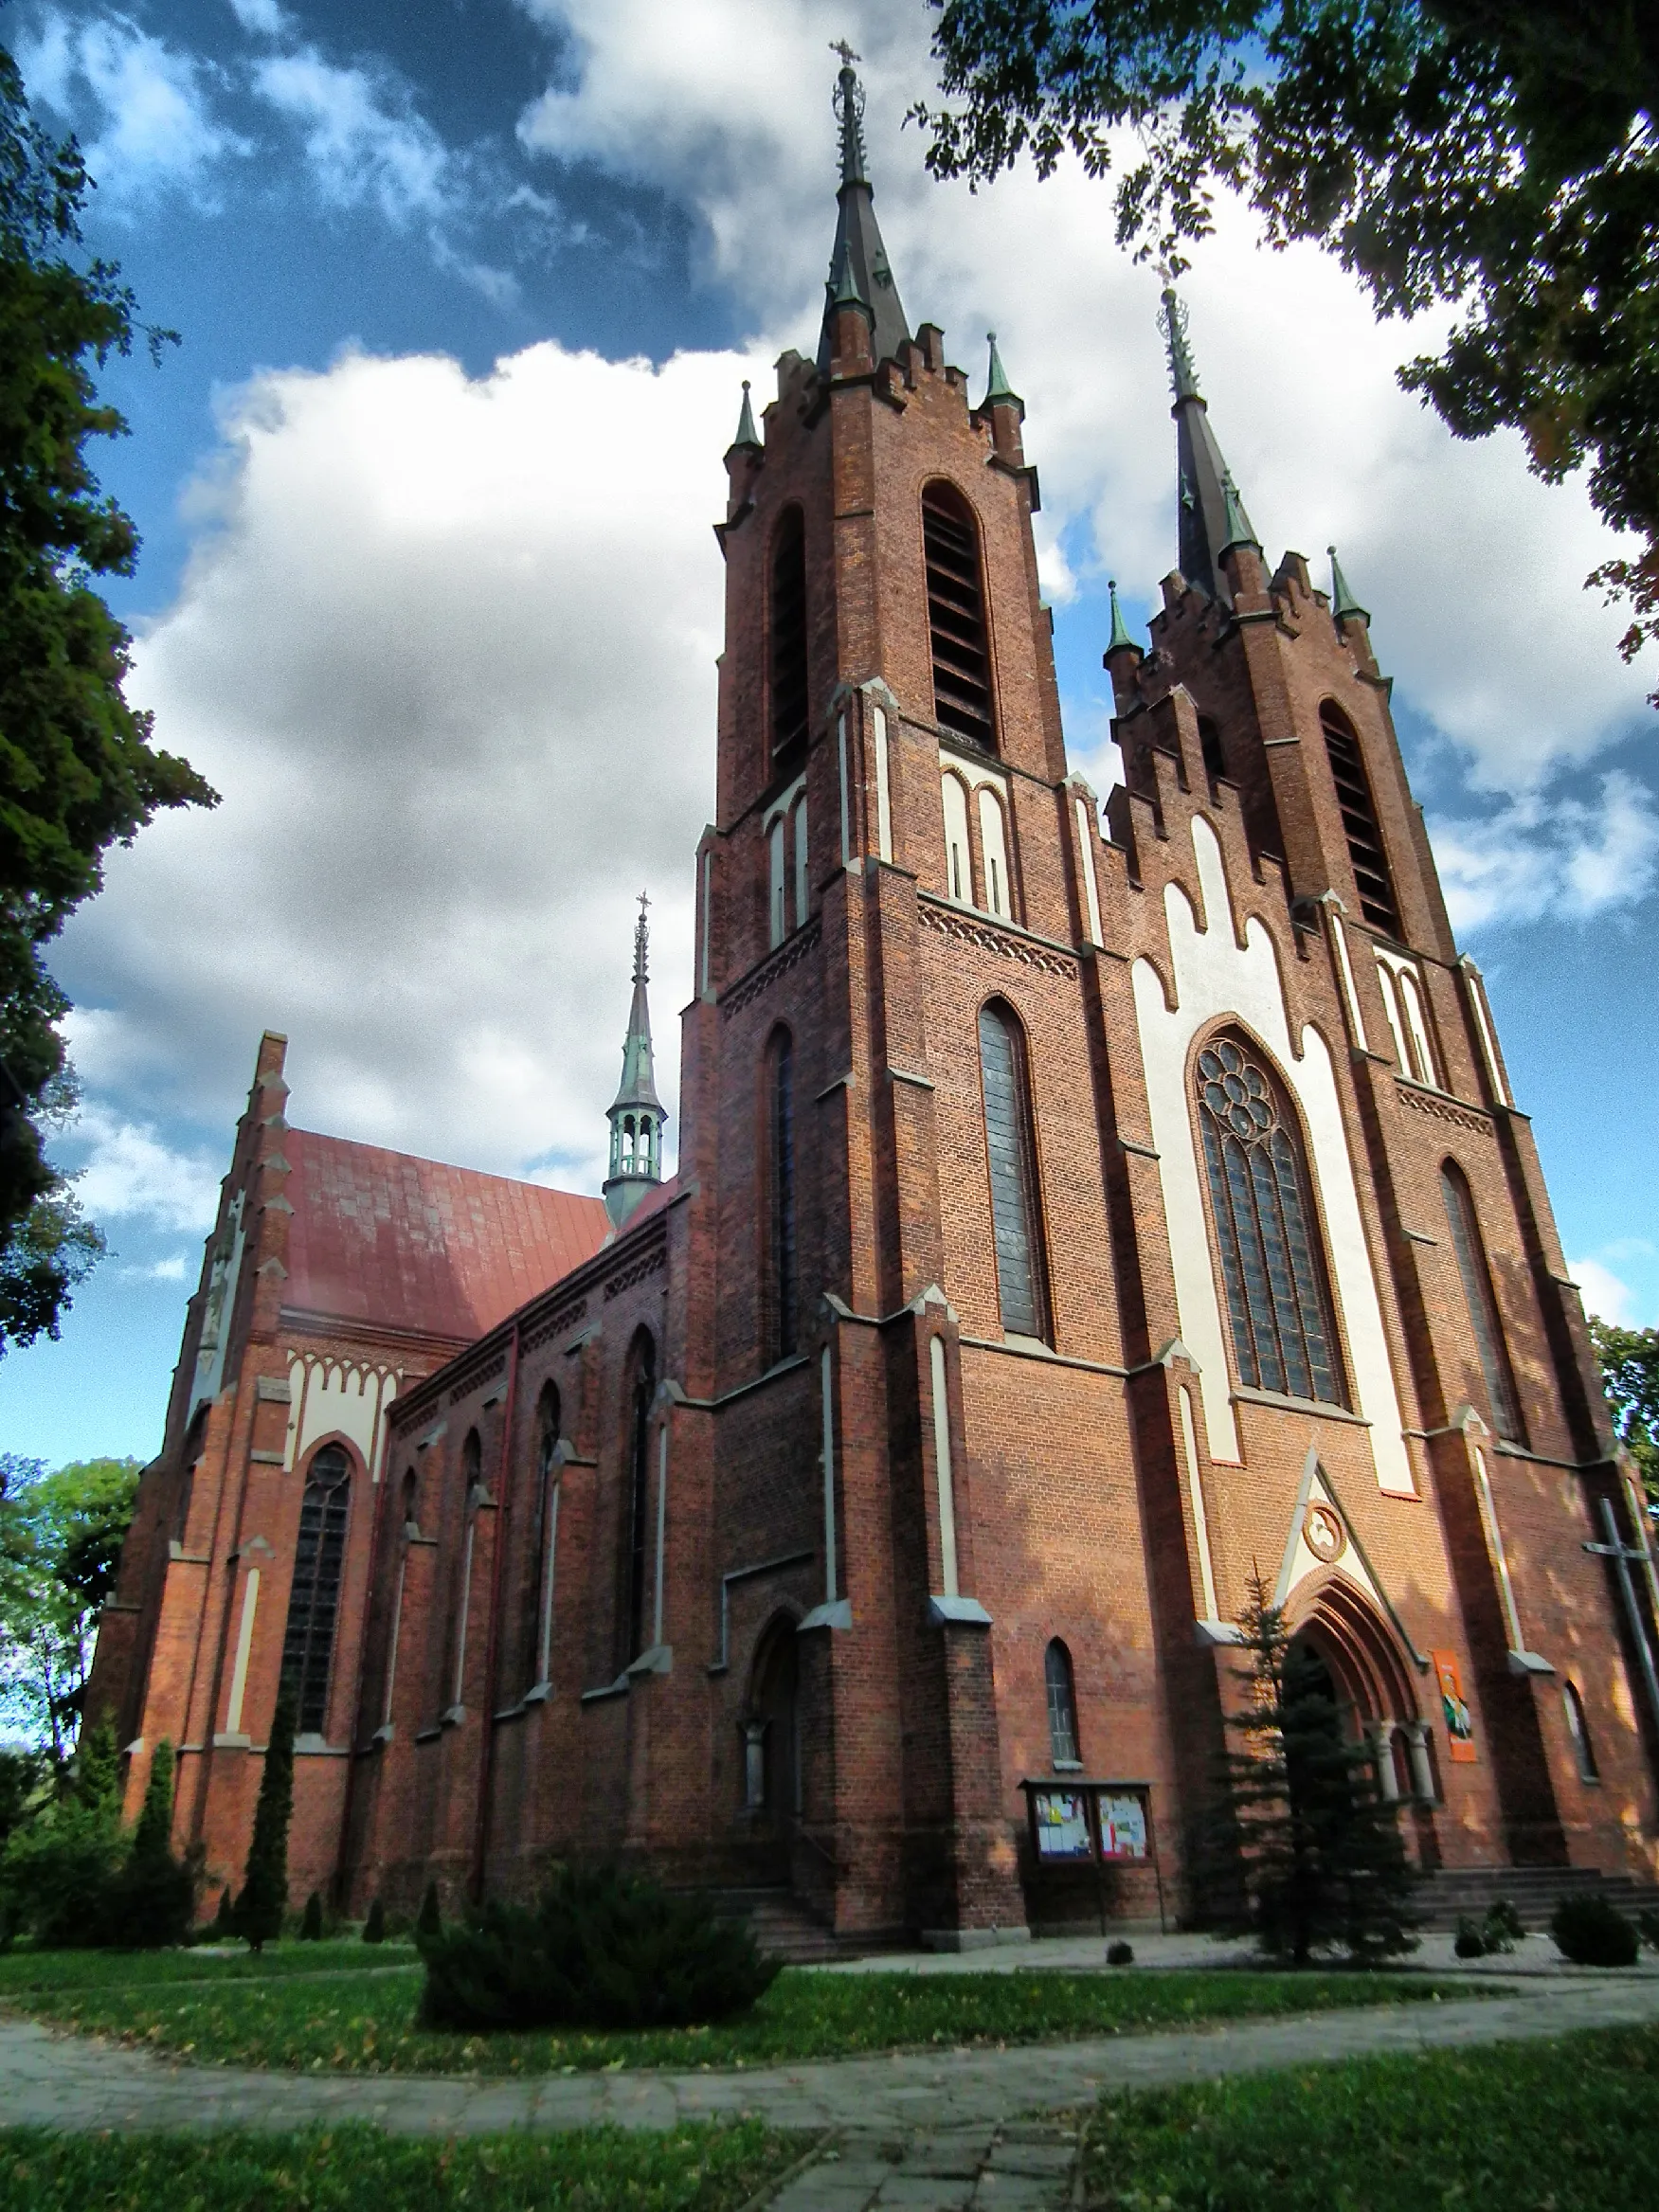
[978,1001,1048,1340]
[280,1442,352,1736]
[922,482,995,748]
[769,1031,798,1358]
[1196,1036,1343,1406]
[1440,1161,1525,1443]
[770,506,809,761]
[1320,703,1400,937]
[1045,1639,1080,1767]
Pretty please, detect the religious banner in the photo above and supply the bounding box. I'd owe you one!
[1431,1647,1477,1762]
[1098,1791,1148,1860]
[1032,1789,1092,1860]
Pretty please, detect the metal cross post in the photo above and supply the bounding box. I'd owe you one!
[1584,1493,1659,1734]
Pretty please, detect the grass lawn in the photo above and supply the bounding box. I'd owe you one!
[0,1937,418,1994]
[0,1946,1478,2074]
[0,2117,802,2211]
[1083,2021,1659,2210]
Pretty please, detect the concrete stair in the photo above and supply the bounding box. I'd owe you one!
[709,1885,864,1964]
[1416,1863,1659,1932]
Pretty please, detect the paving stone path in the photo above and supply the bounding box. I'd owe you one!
[3,1974,1658,2208]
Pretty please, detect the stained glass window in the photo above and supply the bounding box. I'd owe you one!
[1197,1037,1343,1406]
[979,1002,1047,1340]
[280,1443,351,1736]
[1441,1162,1525,1443]
[1045,1640,1080,1766]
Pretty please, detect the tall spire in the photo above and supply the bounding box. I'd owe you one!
[731,378,761,452]
[1159,285,1253,605]
[604,893,666,1230]
[817,45,910,376]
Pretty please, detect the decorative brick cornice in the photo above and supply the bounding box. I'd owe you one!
[918,899,1077,978]
[520,1297,588,1358]
[605,1244,667,1302]
[446,1350,507,1406]
[1396,1081,1491,1138]
[720,917,822,1017]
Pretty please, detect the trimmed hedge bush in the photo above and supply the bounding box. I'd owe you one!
[1551,1894,1639,1967]
[418,1864,781,2032]
[1453,1917,1487,1958]
[362,1897,387,1945]
[1106,1939,1135,1966]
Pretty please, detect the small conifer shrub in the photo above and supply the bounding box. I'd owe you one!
[106,1740,197,1947]
[1453,1916,1487,1958]
[1637,1905,1659,1953]
[234,1692,296,1951]
[1106,1939,1135,1966]
[299,1890,324,1941]
[1482,1898,1524,1953]
[418,1863,781,2033]
[1550,1893,1639,1967]
[363,1897,387,1944]
[416,1880,442,1939]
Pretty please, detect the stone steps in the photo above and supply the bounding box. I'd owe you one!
[708,1885,850,1963]
[1416,1864,1659,1931]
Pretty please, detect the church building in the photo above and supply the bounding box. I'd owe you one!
[91,63,1659,1941]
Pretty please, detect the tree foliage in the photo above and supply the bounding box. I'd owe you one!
[0,1451,140,1771]
[1589,1317,1659,1502]
[1198,1572,1417,1964]
[917,1,1659,696]
[233,1689,294,1951]
[0,37,215,1349]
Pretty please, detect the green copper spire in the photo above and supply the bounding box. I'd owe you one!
[732,378,761,451]
[834,40,866,184]
[1105,577,1140,658]
[604,893,666,1231]
[1219,469,1259,554]
[1328,545,1369,623]
[816,46,910,376]
[983,328,1021,411]
[1159,286,1201,403]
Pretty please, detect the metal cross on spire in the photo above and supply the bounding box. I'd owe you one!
[831,39,867,183]
[633,890,650,984]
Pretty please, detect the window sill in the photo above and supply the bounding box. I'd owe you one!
[1052,1759,1083,1774]
[1231,1386,1370,1427]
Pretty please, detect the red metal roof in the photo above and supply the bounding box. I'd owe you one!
[283,1128,610,1343]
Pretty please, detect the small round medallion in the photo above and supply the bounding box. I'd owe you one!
[1305,1502,1345,1564]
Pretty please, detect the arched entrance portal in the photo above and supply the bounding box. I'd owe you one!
[1288,1578,1438,1854]
[740,1615,801,1875]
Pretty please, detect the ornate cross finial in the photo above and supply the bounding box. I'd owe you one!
[633,890,650,984]
[1158,285,1200,403]
[830,38,860,66]
[832,40,867,183]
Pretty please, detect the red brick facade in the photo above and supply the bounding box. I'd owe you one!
[91,120,1659,1937]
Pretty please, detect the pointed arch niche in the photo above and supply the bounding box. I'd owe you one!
[1128,812,1415,1492]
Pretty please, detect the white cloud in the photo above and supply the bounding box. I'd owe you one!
[118,1253,190,1283]
[20,10,248,203]
[225,0,289,34]
[253,51,452,226]
[1570,1256,1640,1327]
[64,1105,223,1232]
[1431,772,1659,931]
[57,338,753,1186]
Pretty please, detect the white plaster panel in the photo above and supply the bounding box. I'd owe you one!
[1131,815,1415,1494]
[285,1356,399,1481]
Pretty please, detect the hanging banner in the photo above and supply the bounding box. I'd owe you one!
[1431,1647,1477,1763]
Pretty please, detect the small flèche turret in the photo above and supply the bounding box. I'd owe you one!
[603,894,667,1230]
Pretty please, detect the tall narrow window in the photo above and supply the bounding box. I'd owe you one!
[624,1338,656,1662]
[1441,1161,1524,1443]
[767,816,787,946]
[941,773,972,903]
[1198,715,1226,789]
[1563,1681,1599,1781]
[792,796,809,928]
[1321,703,1399,936]
[280,1442,352,1736]
[978,785,1011,919]
[770,506,809,761]
[923,482,995,748]
[1197,1036,1343,1406]
[1045,1639,1080,1767]
[770,1032,798,1358]
[525,1387,560,1691]
[979,1001,1047,1340]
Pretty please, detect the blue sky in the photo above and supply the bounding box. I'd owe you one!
[3,0,1655,1471]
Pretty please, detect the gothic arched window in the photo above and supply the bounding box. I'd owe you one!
[623,1336,656,1663]
[941,772,972,903]
[1197,1036,1343,1406]
[1045,1639,1080,1767]
[1440,1161,1524,1443]
[978,1000,1048,1340]
[280,1442,352,1736]
[770,506,809,762]
[978,785,1011,919]
[1320,702,1399,937]
[923,481,995,748]
[1563,1680,1598,1782]
[768,1031,798,1359]
[525,1386,561,1691]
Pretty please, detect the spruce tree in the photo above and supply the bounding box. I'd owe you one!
[111,1737,194,1946]
[362,1896,386,1944]
[234,1689,295,1951]
[299,1889,323,1941]
[75,1715,120,1821]
[1205,1572,1417,1965]
[130,1739,173,1861]
[416,1879,442,1938]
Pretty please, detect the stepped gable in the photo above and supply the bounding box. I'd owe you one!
[283,1127,608,1340]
